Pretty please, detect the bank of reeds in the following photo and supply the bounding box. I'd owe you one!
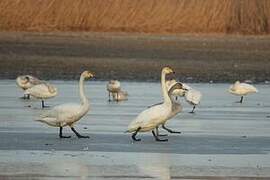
[0,0,270,34]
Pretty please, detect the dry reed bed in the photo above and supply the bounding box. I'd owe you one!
[0,0,270,34]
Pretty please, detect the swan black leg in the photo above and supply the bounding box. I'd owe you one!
[240,96,243,103]
[59,127,71,138]
[108,92,111,102]
[22,94,29,99]
[71,127,89,138]
[156,127,168,137]
[116,92,119,102]
[132,127,141,141]
[162,124,181,134]
[41,100,50,108]
[152,130,168,142]
[189,106,196,113]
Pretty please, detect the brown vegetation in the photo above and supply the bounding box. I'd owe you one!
[0,0,270,34]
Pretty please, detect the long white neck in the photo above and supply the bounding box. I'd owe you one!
[161,71,171,105]
[79,75,88,105]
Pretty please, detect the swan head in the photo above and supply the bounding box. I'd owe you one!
[17,75,30,84]
[82,71,94,79]
[162,67,175,75]
[168,82,188,97]
[47,84,58,94]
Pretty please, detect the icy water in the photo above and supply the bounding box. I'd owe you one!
[0,80,270,179]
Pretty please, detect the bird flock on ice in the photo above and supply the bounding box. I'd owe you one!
[16,67,258,141]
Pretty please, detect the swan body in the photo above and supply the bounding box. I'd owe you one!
[128,103,172,133]
[16,75,42,98]
[229,81,258,103]
[36,71,94,138]
[39,103,88,127]
[112,90,128,101]
[127,67,185,141]
[107,80,121,101]
[25,83,57,108]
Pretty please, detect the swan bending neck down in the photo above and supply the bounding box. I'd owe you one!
[16,75,42,99]
[36,71,94,138]
[127,67,185,142]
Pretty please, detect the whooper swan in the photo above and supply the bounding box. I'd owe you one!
[36,71,94,138]
[229,81,258,103]
[107,80,121,101]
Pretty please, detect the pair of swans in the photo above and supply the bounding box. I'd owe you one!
[36,71,94,138]
[127,67,188,141]
[229,81,258,103]
[16,75,57,108]
[107,80,128,101]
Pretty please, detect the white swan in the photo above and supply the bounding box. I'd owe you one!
[107,80,121,101]
[127,67,185,141]
[36,71,94,138]
[25,83,57,108]
[229,81,258,103]
[112,90,128,101]
[183,84,202,113]
[16,75,42,99]
[154,82,186,136]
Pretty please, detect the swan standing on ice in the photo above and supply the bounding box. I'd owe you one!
[107,80,121,101]
[183,84,202,113]
[229,81,258,103]
[154,82,187,136]
[25,83,57,108]
[127,67,186,142]
[16,75,42,99]
[36,71,94,138]
[112,90,128,101]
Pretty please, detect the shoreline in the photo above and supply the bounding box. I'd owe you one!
[0,32,269,83]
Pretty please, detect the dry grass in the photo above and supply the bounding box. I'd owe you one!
[0,0,270,34]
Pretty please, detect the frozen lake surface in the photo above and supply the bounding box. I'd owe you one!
[0,80,270,179]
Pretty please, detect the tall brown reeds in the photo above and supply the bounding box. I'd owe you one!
[0,0,269,34]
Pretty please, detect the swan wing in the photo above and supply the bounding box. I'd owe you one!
[239,83,258,93]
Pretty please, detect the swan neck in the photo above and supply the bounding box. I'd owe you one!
[161,72,171,105]
[79,75,88,105]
